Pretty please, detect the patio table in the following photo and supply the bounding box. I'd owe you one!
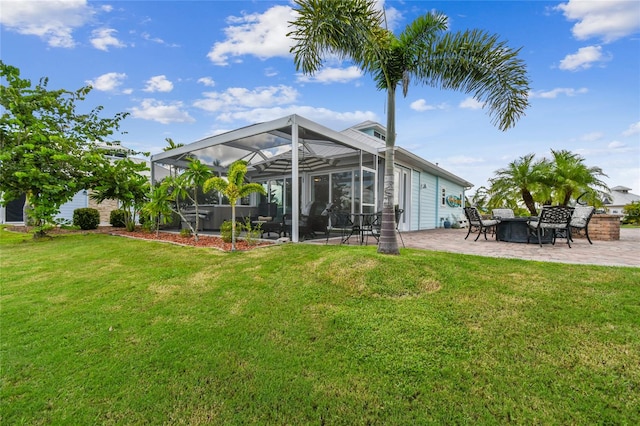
[496,217,552,243]
[344,213,378,245]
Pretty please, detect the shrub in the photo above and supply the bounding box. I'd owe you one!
[242,218,262,246]
[220,220,241,243]
[73,208,100,230]
[110,209,128,228]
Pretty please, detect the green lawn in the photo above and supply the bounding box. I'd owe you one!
[1,228,639,424]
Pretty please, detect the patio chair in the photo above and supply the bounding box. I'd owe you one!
[325,208,356,244]
[395,208,406,248]
[281,213,314,240]
[463,207,500,241]
[569,205,595,244]
[492,208,515,219]
[527,205,574,247]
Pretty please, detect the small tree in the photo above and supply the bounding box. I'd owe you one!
[91,158,150,231]
[623,201,640,225]
[204,160,266,251]
[159,158,212,241]
[142,185,174,236]
[0,62,128,237]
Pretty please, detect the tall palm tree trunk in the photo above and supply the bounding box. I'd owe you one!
[377,86,400,255]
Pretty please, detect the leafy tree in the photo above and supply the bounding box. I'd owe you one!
[289,0,530,254]
[90,158,150,231]
[204,160,266,251]
[622,201,640,225]
[488,153,550,216]
[546,149,608,207]
[0,62,127,237]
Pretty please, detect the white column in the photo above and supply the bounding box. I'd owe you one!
[291,117,299,242]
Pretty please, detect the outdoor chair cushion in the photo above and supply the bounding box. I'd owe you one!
[570,206,595,228]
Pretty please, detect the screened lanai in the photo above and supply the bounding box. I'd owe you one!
[150,114,383,242]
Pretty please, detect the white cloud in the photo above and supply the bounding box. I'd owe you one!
[130,99,194,124]
[264,67,279,77]
[296,66,363,84]
[197,77,216,87]
[143,75,174,93]
[530,87,588,99]
[193,85,299,112]
[90,28,126,51]
[459,97,484,110]
[207,5,296,65]
[373,0,402,31]
[608,140,626,149]
[85,72,127,92]
[556,0,640,43]
[446,155,485,165]
[0,0,93,48]
[579,131,604,142]
[217,106,378,129]
[622,121,640,137]
[101,5,113,13]
[559,45,611,71]
[410,99,448,112]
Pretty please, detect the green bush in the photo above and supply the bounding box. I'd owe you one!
[109,209,129,228]
[220,220,241,243]
[73,208,100,230]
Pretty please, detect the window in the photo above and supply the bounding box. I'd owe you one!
[441,188,447,206]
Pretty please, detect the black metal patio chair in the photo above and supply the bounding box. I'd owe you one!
[569,205,595,244]
[463,206,500,241]
[325,208,356,244]
[527,205,574,247]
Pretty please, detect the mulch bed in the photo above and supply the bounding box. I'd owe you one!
[5,226,273,251]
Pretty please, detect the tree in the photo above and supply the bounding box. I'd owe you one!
[142,184,174,236]
[90,158,150,231]
[163,137,185,179]
[0,62,128,237]
[488,153,550,216]
[623,201,640,225]
[289,0,530,254]
[546,149,608,207]
[159,158,213,241]
[204,160,266,251]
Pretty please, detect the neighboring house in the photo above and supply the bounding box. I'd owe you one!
[150,114,473,242]
[0,143,169,225]
[602,186,640,219]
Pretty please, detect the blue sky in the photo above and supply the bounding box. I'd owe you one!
[2,0,639,194]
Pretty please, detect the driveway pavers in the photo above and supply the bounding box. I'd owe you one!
[320,227,640,268]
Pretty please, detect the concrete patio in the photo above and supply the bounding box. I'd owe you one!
[317,227,640,268]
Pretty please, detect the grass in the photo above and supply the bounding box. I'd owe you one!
[1,227,639,424]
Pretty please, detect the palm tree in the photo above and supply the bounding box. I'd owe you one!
[161,158,212,241]
[204,160,266,251]
[547,149,609,207]
[488,153,549,216]
[163,138,185,179]
[289,0,530,254]
[142,185,174,236]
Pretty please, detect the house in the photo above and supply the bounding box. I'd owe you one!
[602,186,640,218]
[0,143,169,226]
[150,114,473,242]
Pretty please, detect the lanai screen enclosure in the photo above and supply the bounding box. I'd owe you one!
[151,115,382,242]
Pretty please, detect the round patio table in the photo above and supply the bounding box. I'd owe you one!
[496,217,552,243]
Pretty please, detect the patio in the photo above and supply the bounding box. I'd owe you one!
[315,227,640,268]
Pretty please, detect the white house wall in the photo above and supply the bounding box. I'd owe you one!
[55,191,89,223]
